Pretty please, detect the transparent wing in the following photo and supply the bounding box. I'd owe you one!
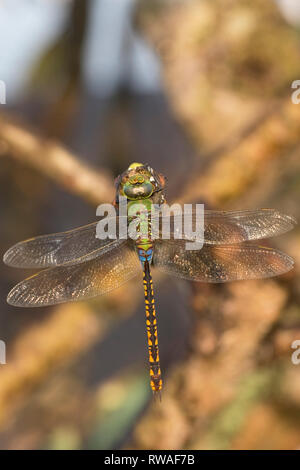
[163,209,296,244]
[153,239,294,282]
[3,217,128,268]
[5,209,296,269]
[7,241,140,307]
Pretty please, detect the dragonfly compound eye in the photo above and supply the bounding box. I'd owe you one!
[123,181,154,199]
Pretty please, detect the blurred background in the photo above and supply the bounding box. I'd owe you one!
[0,0,300,450]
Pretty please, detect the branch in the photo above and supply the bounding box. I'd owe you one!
[0,114,115,205]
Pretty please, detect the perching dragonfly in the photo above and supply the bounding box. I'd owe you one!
[4,163,296,395]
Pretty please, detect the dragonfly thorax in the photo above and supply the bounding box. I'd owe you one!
[127,198,154,265]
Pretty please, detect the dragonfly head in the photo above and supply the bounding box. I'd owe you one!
[115,163,166,201]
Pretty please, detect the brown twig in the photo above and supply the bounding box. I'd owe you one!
[0,114,115,205]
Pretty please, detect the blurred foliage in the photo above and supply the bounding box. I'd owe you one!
[136,0,300,151]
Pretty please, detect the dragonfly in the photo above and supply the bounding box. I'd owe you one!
[4,163,296,395]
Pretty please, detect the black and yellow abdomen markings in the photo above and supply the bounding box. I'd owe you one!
[143,260,162,394]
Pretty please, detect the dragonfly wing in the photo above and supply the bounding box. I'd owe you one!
[153,239,294,282]
[3,216,128,268]
[163,209,296,244]
[7,241,140,307]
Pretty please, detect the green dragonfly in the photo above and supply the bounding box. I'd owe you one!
[4,163,296,395]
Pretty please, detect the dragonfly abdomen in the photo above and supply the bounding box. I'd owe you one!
[143,259,162,394]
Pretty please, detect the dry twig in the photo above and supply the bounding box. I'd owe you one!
[0,114,115,205]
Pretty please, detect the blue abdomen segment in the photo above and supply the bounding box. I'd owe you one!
[137,247,153,265]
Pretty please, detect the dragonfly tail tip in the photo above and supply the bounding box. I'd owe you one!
[153,390,162,403]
